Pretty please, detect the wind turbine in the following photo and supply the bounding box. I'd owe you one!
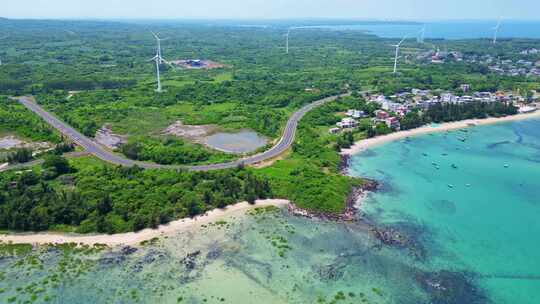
[392,36,407,74]
[492,19,502,44]
[285,28,291,54]
[284,26,306,54]
[417,25,426,44]
[150,31,169,93]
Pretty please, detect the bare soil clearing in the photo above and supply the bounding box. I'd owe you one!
[95,125,127,150]
[163,120,218,143]
[170,59,226,70]
[0,135,51,151]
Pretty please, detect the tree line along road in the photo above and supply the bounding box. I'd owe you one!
[16,93,350,171]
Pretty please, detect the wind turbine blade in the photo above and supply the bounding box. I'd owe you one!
[163,60,176,69]
[398,36,408,46]
[150,31,160,40]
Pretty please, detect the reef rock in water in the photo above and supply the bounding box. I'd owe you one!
[415,270,487,304]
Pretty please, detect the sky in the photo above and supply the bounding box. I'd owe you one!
[2,0,540,20]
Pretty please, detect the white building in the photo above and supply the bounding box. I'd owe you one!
[337,118,358,129]
[329,127,341,134]
[346,109,367,119]
[518,106,537,114]
[441,93,458,103]
[381,101,404,112]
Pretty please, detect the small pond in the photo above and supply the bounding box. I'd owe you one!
[205,130,268,154]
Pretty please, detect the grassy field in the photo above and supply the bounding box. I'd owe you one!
[258,159,358,213]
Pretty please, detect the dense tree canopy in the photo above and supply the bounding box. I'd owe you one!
[0,160,271,233]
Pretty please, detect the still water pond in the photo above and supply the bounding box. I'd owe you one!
[205,130,267,154]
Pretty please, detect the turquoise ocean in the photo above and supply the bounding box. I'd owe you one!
[350,118,540,304]
[1,118,539,303]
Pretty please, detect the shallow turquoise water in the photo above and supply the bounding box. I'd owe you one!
[349,118,540,303]
[1,119,538,303]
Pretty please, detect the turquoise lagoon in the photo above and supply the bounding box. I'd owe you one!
[1,118,539,303]
[349,118,540,304]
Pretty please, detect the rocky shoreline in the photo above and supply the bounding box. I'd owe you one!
[290,153,425,257]
[337,154,351,175]
[287,178,379,222]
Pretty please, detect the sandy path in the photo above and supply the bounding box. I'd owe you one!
[341,112,540,156]
[0,199,289,247]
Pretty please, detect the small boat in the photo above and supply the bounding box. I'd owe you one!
[442,153,448,156]
[458,137,467,142]
[422,153,428,157]
[451,164,458,169]
[448,184,454,189]
[504,164,509,168]
[466,184,471,187]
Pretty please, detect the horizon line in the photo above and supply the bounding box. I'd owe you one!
[2,16,540,23]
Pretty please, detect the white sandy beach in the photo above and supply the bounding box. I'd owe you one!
[341,111,540,156]
[0,199,289,247]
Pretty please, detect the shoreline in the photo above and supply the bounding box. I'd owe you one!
[288,179,378,222]
[341,111,540,156]
[0,199,289,247]
[4,112,537,248]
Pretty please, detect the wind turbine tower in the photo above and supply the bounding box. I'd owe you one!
[417,26,426,44]
[392,36,407,74]
[492,19,502,44]
[150,31,169,93]
[285,28,291,54]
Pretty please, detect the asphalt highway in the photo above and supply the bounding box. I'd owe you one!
[18,93,350,171]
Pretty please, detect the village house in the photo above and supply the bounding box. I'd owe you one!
[329,127,341,134]
[412,88,430,96]
[385,117,401,130]
[336,117,358,129]
[368,95,388,104]
[381,101,405,113]
[346,109,367,119]
[441,93,458,103]
[374,110,389,120]
[417,98,440,109]
[520,48,540,55]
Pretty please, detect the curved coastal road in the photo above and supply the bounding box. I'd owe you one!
[17,93,350,171]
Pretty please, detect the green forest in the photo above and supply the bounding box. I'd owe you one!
[0,157,271,233]
[0,97,61,143]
